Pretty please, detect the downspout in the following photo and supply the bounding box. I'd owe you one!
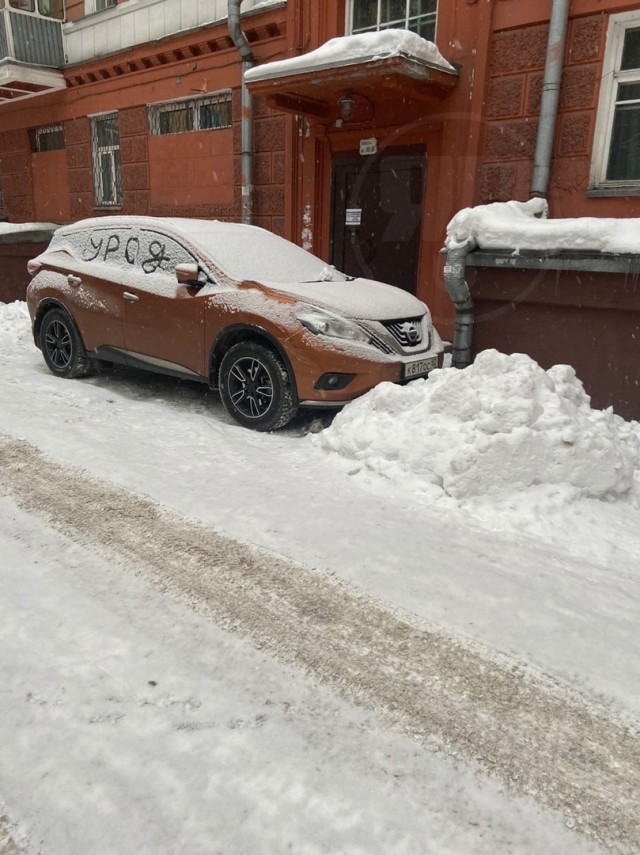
[228,0,255,224]
[530,0,570,197]
[444,240,476,368]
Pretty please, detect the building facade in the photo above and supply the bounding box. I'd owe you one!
[1,0,640,411]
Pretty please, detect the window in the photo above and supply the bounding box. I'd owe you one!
[8,0,63,16]
[147,92,232,136]
[84,0,115,12]
[349,0,437,41]
[591,12,640,192]
[91,113,122,207]
[31,124,65,153]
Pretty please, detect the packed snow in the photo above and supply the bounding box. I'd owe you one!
[2,299,640,854]
[315,349,639,500]
[446,197,640,254]
[244,29,455,81]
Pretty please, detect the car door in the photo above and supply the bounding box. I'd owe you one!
[118,228,206,378]
[40,234,127,355]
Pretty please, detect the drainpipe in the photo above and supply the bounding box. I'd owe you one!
[530,0,570,198]
[228,0,255,224]
[444,239,476,368]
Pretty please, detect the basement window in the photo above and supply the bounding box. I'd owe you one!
[147,92,232,136]
[590,11,640,194]
[31,124,65,153]
[349,0,437,42]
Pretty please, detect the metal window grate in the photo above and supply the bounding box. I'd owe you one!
[91,113,122,207]
[148,92,232,136]
[32,123,65,152]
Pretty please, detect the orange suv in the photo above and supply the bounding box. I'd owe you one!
[27,216,444,430]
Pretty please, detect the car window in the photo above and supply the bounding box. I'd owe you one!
[81,228,195,275]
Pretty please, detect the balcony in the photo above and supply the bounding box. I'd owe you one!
[0,6,65,103]
[63,0,286,66]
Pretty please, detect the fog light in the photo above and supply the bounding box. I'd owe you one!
[315,372,356,390]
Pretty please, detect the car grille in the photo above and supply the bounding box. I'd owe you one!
[358,316,430,355]
[383,318,424,348]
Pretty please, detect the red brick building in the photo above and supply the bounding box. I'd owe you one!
[1,0,640,411]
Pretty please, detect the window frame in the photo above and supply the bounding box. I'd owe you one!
[90,112,122,208]
[147,92,233,137]
[347,0,438,42]
[590,10,640,194]
[31,124,65,153]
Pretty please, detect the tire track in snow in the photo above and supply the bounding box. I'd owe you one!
[1,434,638,853]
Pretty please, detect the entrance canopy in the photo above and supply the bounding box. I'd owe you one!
[245,30,458,122]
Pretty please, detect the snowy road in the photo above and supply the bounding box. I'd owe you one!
[1,434,639,852]
[2,300,640,853]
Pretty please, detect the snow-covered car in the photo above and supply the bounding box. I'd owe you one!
[26,216,444,430]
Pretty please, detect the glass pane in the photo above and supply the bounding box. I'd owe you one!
[621,27,640,70]
[200,101,231,130]
[410,0,436,14]
[38,0,64,18]
[380,0,406,24]
[617,81,640,102]
[410,15,436,40]
[96,115,118,147]
[159,107,192,135]
[9,0,35,10]
[606,102,640,180]
[35,125,65,152]
[352,0,378,31]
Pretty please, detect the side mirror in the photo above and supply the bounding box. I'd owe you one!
[175,263,202,287]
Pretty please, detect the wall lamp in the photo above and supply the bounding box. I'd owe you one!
[338,93,356,122]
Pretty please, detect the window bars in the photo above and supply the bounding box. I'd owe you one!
[91,113,122,207]
[147,93,232,136]
[31,124,65,153]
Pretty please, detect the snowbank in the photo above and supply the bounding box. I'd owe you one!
[445,198,640,254]
[313,350,639,501]
[245,29,454,81]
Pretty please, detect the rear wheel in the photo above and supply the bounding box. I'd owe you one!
[219,341,296,431]
[39,308,95,378]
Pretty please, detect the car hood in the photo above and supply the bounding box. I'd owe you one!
[262,277,427,321]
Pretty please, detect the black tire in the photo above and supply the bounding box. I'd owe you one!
[39,308,95,378]
[218,341,296,431]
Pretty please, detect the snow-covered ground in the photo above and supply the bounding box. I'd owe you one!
[1,299,639,853]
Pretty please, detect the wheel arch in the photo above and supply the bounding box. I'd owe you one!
[32,299,75,347]
[210,324,299,406]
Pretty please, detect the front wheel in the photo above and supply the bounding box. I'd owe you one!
[219,341,296,431]
[39,308,95,378]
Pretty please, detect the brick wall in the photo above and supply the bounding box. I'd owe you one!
[0,129,34,222]
[479,14,606,206]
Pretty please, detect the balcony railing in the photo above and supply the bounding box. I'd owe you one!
[0,7,64,67]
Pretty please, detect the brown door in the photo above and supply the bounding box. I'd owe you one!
[331,154,425,294]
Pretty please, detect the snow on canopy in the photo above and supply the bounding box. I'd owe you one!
[446,198,640,254]
[0,222,59,236]
[244,29,455,81]
[313,349,639,501]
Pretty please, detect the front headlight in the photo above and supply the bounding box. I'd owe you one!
[296,305,370,343]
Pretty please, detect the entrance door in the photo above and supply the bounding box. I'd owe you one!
[331,154,425,294]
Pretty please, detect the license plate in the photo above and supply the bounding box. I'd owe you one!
[403,356,438,379]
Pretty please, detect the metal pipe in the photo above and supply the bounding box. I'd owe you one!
[228,1,255,224]
[530,0,570,198]
[444,240,476,368]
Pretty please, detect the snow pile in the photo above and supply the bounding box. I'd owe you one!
[445,198,640,254]
[314,350,639,500]
[245,29,455,81]
[0,300,31,353]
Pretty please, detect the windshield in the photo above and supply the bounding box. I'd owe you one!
[168,220,349,284]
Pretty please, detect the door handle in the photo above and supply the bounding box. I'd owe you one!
[67,274,82,286]
[123,292,139,302]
